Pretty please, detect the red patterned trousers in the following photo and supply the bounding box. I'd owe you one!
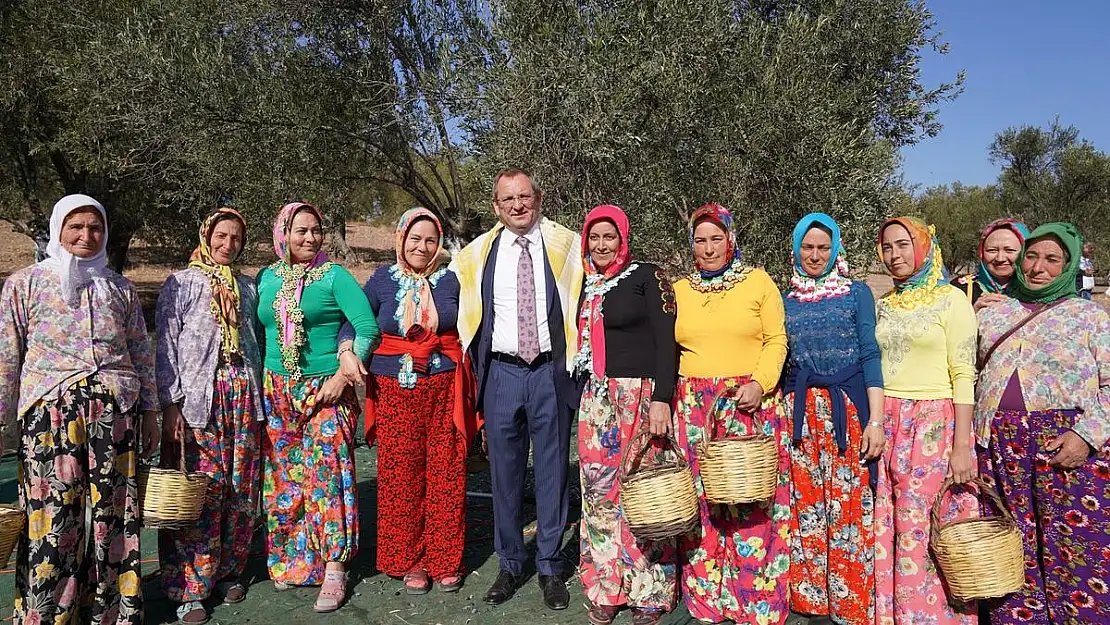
[373,372,467,579]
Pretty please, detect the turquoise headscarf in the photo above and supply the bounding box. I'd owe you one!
[791,212,843,279]
[976,218,1031,294]
[1012,222,1082,304]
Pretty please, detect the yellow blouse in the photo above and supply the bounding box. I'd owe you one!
[673,268,788,393]
[875,284,977,404]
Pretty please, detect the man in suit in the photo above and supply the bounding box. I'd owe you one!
[450,168,584,610]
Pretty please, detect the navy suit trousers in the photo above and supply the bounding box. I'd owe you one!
[483,358,571,577]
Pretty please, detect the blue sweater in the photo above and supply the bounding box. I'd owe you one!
[783,281,883,389]
[340,265,460,379]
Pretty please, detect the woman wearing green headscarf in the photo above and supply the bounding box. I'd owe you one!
[975,222,1110,625]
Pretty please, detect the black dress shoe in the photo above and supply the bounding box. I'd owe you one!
[484,570,520,605]
[538,574,569,610]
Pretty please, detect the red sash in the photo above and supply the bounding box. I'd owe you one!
[363,329,481,452]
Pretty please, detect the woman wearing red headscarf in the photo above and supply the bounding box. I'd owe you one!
[574,205,678,625]
[339,207,478,594]
[671,203,790,625]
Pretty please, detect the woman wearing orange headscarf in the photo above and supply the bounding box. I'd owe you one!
[340,208,477,594]
[873,217,978,625]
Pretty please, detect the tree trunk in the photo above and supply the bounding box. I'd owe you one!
[106,227,134,273]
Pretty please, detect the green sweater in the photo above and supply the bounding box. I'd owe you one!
[257,263,379,378]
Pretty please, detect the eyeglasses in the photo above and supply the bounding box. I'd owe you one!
[495,193,535,207]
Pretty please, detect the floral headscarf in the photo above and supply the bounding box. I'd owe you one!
[270,202,333,379]
[976,218,1030,294]
[392,207,447,335]
[575,205,636,378]
[189,207,247,360]
[877,216,950,310]
[788,212,852,302]
[687,203,751,292]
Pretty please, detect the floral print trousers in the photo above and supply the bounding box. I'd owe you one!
[373,372,466,579]
[786,388,873,625]
[673,376,790,625]
[578,376,677,612]
[13,376,143,625]
[874,397,978,625]
[979,409,1110,625]
[159,363,261,602]
[262,371,359,585]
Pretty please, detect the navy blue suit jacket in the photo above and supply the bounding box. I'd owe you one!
[469,231,581,414]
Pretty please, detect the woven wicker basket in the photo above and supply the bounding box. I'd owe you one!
[697,387,778,504]
[0,504,25,566]
[137,431,209,529]
[619,430,699,540]
[930,477,1025,601]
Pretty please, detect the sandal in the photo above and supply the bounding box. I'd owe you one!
[313,570,348,613]
[404,566,432,595]
[632,607,665,625]
[586,602,620,625]
[216,578,247,604]
[176,601,210,625]
[436,573,464,593]
[273,580,294,591]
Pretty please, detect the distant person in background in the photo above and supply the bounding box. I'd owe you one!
[156,207,265,624]
[340,207,477,595]
[0,194,159,625]
[954,218,1030,311]
[1079,241,1095,300]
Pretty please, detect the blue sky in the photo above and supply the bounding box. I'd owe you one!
[899,1,1110,192]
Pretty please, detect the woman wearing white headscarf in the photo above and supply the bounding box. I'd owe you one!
[0,194,158,625]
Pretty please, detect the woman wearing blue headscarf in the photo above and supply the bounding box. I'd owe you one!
[783,213,885,625]
[954,218,1030,312]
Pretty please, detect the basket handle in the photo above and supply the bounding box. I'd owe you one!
[929,477,1016,541]
[618,429,684,481]
[704,384,770,443]
[156,408,189,474]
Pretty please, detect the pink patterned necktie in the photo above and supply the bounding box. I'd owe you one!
[515,236,541,363]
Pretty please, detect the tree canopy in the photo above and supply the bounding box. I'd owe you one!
[1,0,960,275]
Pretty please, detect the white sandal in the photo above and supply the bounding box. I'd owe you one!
[313,570,348,613]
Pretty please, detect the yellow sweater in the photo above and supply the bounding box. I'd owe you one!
[673,268,788,392]
[875,284,977,404]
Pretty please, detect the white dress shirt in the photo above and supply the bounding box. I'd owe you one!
[491,223,552,356]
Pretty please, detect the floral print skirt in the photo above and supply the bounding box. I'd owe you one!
[978,409,1110,625]
[262,371,359,586]
[373,372,466,579]
[13,376,143,625]
[673,375,790,625]
[874,397,978,625]
[785,387,873,625]
[159,362,261,602]
[578,375,677,612]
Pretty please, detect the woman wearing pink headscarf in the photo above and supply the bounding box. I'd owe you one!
[255,202,379,612]
[574,205,678,625]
